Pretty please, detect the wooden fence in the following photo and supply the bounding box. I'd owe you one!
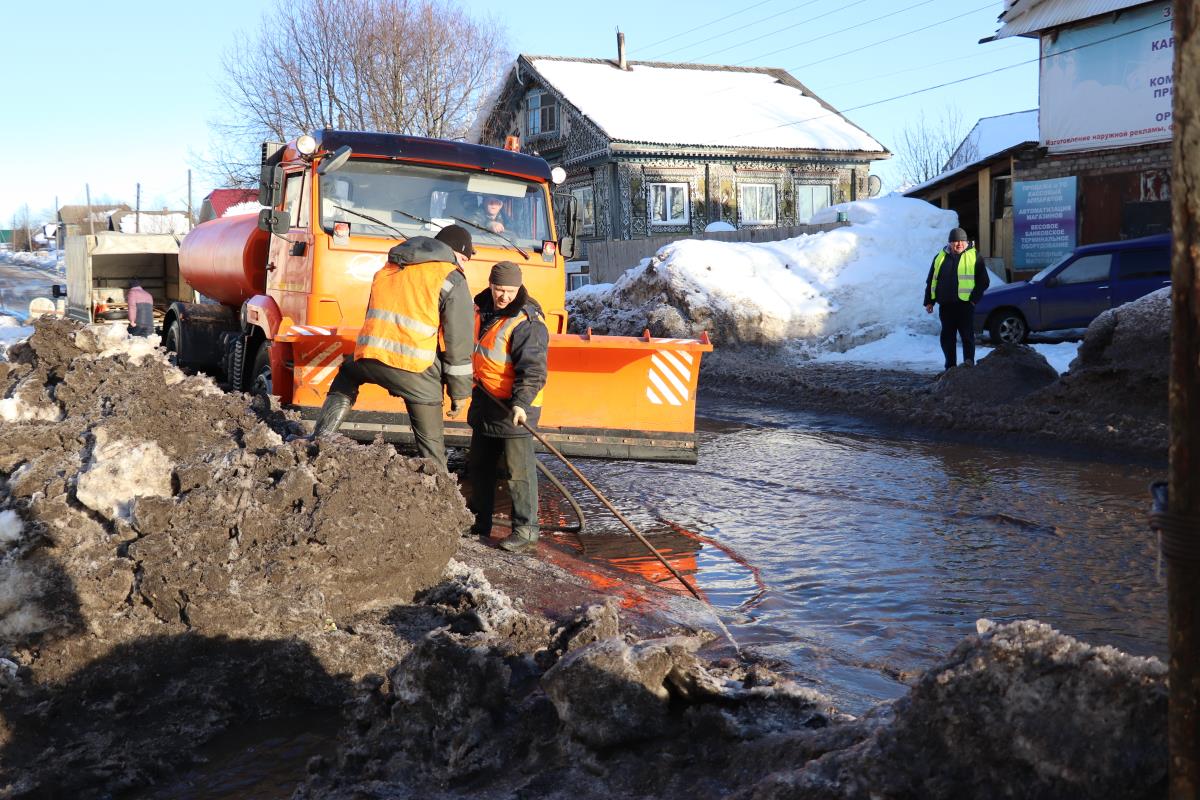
[584,222,849,285]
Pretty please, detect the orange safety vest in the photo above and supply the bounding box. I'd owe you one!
[355,260,458,372]
[473,309,544,406]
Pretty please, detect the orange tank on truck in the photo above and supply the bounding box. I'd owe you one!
[171,130,711,462]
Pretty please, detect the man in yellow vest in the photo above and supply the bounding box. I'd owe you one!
[924,227,990,370]
[308,232,474,472]
[466,261,549,553]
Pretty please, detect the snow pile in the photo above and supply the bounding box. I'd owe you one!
[74,323,164,365]
[0,396,60,423]
[76,431,174,522]
[0,510,22,548]
[0,249,62,272]
[569,196,956,347]
[116,213,191,235]
[223,201,266,217]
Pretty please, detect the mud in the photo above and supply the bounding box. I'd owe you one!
[0,318,468,796]
[699,290,1171,459]
[0,317,1173,798]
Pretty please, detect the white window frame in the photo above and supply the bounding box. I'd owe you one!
[739,183,776,224]
[795,183,833,223]
[525,90,558,136]
[649,182,689,226]
[571,186,595,235]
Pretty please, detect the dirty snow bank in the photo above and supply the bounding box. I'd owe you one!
[568,196,956,347]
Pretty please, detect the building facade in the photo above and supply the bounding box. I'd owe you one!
[471,51,889,261]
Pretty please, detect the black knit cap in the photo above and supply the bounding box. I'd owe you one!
[489,261,523,287]
[948,227,969,242]
[435,224,474,258]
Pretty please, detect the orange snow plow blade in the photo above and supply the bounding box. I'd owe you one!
[277,325,713,463]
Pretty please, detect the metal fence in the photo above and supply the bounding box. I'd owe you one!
[585,222,849,285]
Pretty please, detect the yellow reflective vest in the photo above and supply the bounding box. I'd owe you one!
[355,260,459,372]
[930,248,977,303]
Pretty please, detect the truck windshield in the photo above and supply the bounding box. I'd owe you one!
[319,159,551,249]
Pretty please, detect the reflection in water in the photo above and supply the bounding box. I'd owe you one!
[539,396,1165,714]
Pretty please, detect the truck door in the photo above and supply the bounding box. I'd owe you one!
[1111,246,1171,309]
[1038,251,1112,330]
[267,169,315,322]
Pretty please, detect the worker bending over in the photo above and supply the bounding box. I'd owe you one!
[466,261,549,553]
[308,230,475,471]
[126,281,155,337]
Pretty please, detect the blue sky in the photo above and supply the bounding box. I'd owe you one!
[0,0,1038,226]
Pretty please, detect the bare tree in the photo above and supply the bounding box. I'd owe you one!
[893,106,976,188]
[202,0,509,186]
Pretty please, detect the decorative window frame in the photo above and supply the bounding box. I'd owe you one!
[525,89,558,136]
[570,185,596,235]
[738,183,776,225]
[648,182,689,226]
[794,181,833,223]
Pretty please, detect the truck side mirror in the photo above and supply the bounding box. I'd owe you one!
[560,236,577,260]
[258,165,284,206]
[51,284,65,298]
[318,146,352,176]
[257,208,292,234]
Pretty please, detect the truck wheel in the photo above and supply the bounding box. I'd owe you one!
[989,311,1028,344]
[163,320,181,354]
[250,341,273,397]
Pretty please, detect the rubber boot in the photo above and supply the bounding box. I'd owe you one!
[499,527,538,553]
[310,393,352,439]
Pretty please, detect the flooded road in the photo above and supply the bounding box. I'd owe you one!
[546,394,1165,714]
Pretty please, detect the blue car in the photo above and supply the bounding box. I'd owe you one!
[975,234,1171,343]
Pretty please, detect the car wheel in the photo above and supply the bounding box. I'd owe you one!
[989,311,1028,344]
[250,340,273,397]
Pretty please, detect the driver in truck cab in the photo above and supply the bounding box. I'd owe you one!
[306,227,475,472]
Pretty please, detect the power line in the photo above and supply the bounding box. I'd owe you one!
[819,41,1026,90]
[704,16,1171,147]
[731,0,942,67]
[687,0,872,63]
[650,0,834,62]
[786,1,997,71]
[631,0,781,56]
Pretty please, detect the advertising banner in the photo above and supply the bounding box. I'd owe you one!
[1013,177,1077,270]
[1040,3,1174,152]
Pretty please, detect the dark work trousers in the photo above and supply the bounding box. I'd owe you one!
[937,300,976,368]
[327,358,447,471]
[467,430,538,536]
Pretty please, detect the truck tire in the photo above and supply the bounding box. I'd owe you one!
[163,320,181,354]
[250,341,273,397]
[989,311,1028,344]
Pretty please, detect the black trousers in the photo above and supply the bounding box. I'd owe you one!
[328,358,447,470]
[467,431,538,536]
[938,301,976,368]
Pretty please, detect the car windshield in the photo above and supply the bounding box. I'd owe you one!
[1029,252,1072,283]
[319,159,551,249]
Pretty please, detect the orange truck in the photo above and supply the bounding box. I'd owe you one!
[170,129,711,462]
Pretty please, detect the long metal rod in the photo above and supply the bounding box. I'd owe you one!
[520,418,706,603]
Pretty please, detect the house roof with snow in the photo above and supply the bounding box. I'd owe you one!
[57,204,130,226]
[905,110,1039,195]
[476,55,888,157]
[985,0,1150,40]
[202,188,258,220]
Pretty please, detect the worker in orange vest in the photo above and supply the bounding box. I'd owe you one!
[465,261,549,553]
[307,233,474,471]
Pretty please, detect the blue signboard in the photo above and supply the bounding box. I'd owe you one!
[1013,176,1077,271]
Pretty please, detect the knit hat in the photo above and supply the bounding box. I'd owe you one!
[435,224,474,258]
[489,261,523,287]
[948,227,969,242]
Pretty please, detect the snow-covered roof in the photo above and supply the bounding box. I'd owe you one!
[988,0,1147,40]
[523,57,887,154]
[905,110,1039,195]
[948,110,1039,169]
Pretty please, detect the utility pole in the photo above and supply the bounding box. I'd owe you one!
[1166,2,1199,797]
[135,183,141,233]
[187,169,193,231]
[85,184,95,236]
